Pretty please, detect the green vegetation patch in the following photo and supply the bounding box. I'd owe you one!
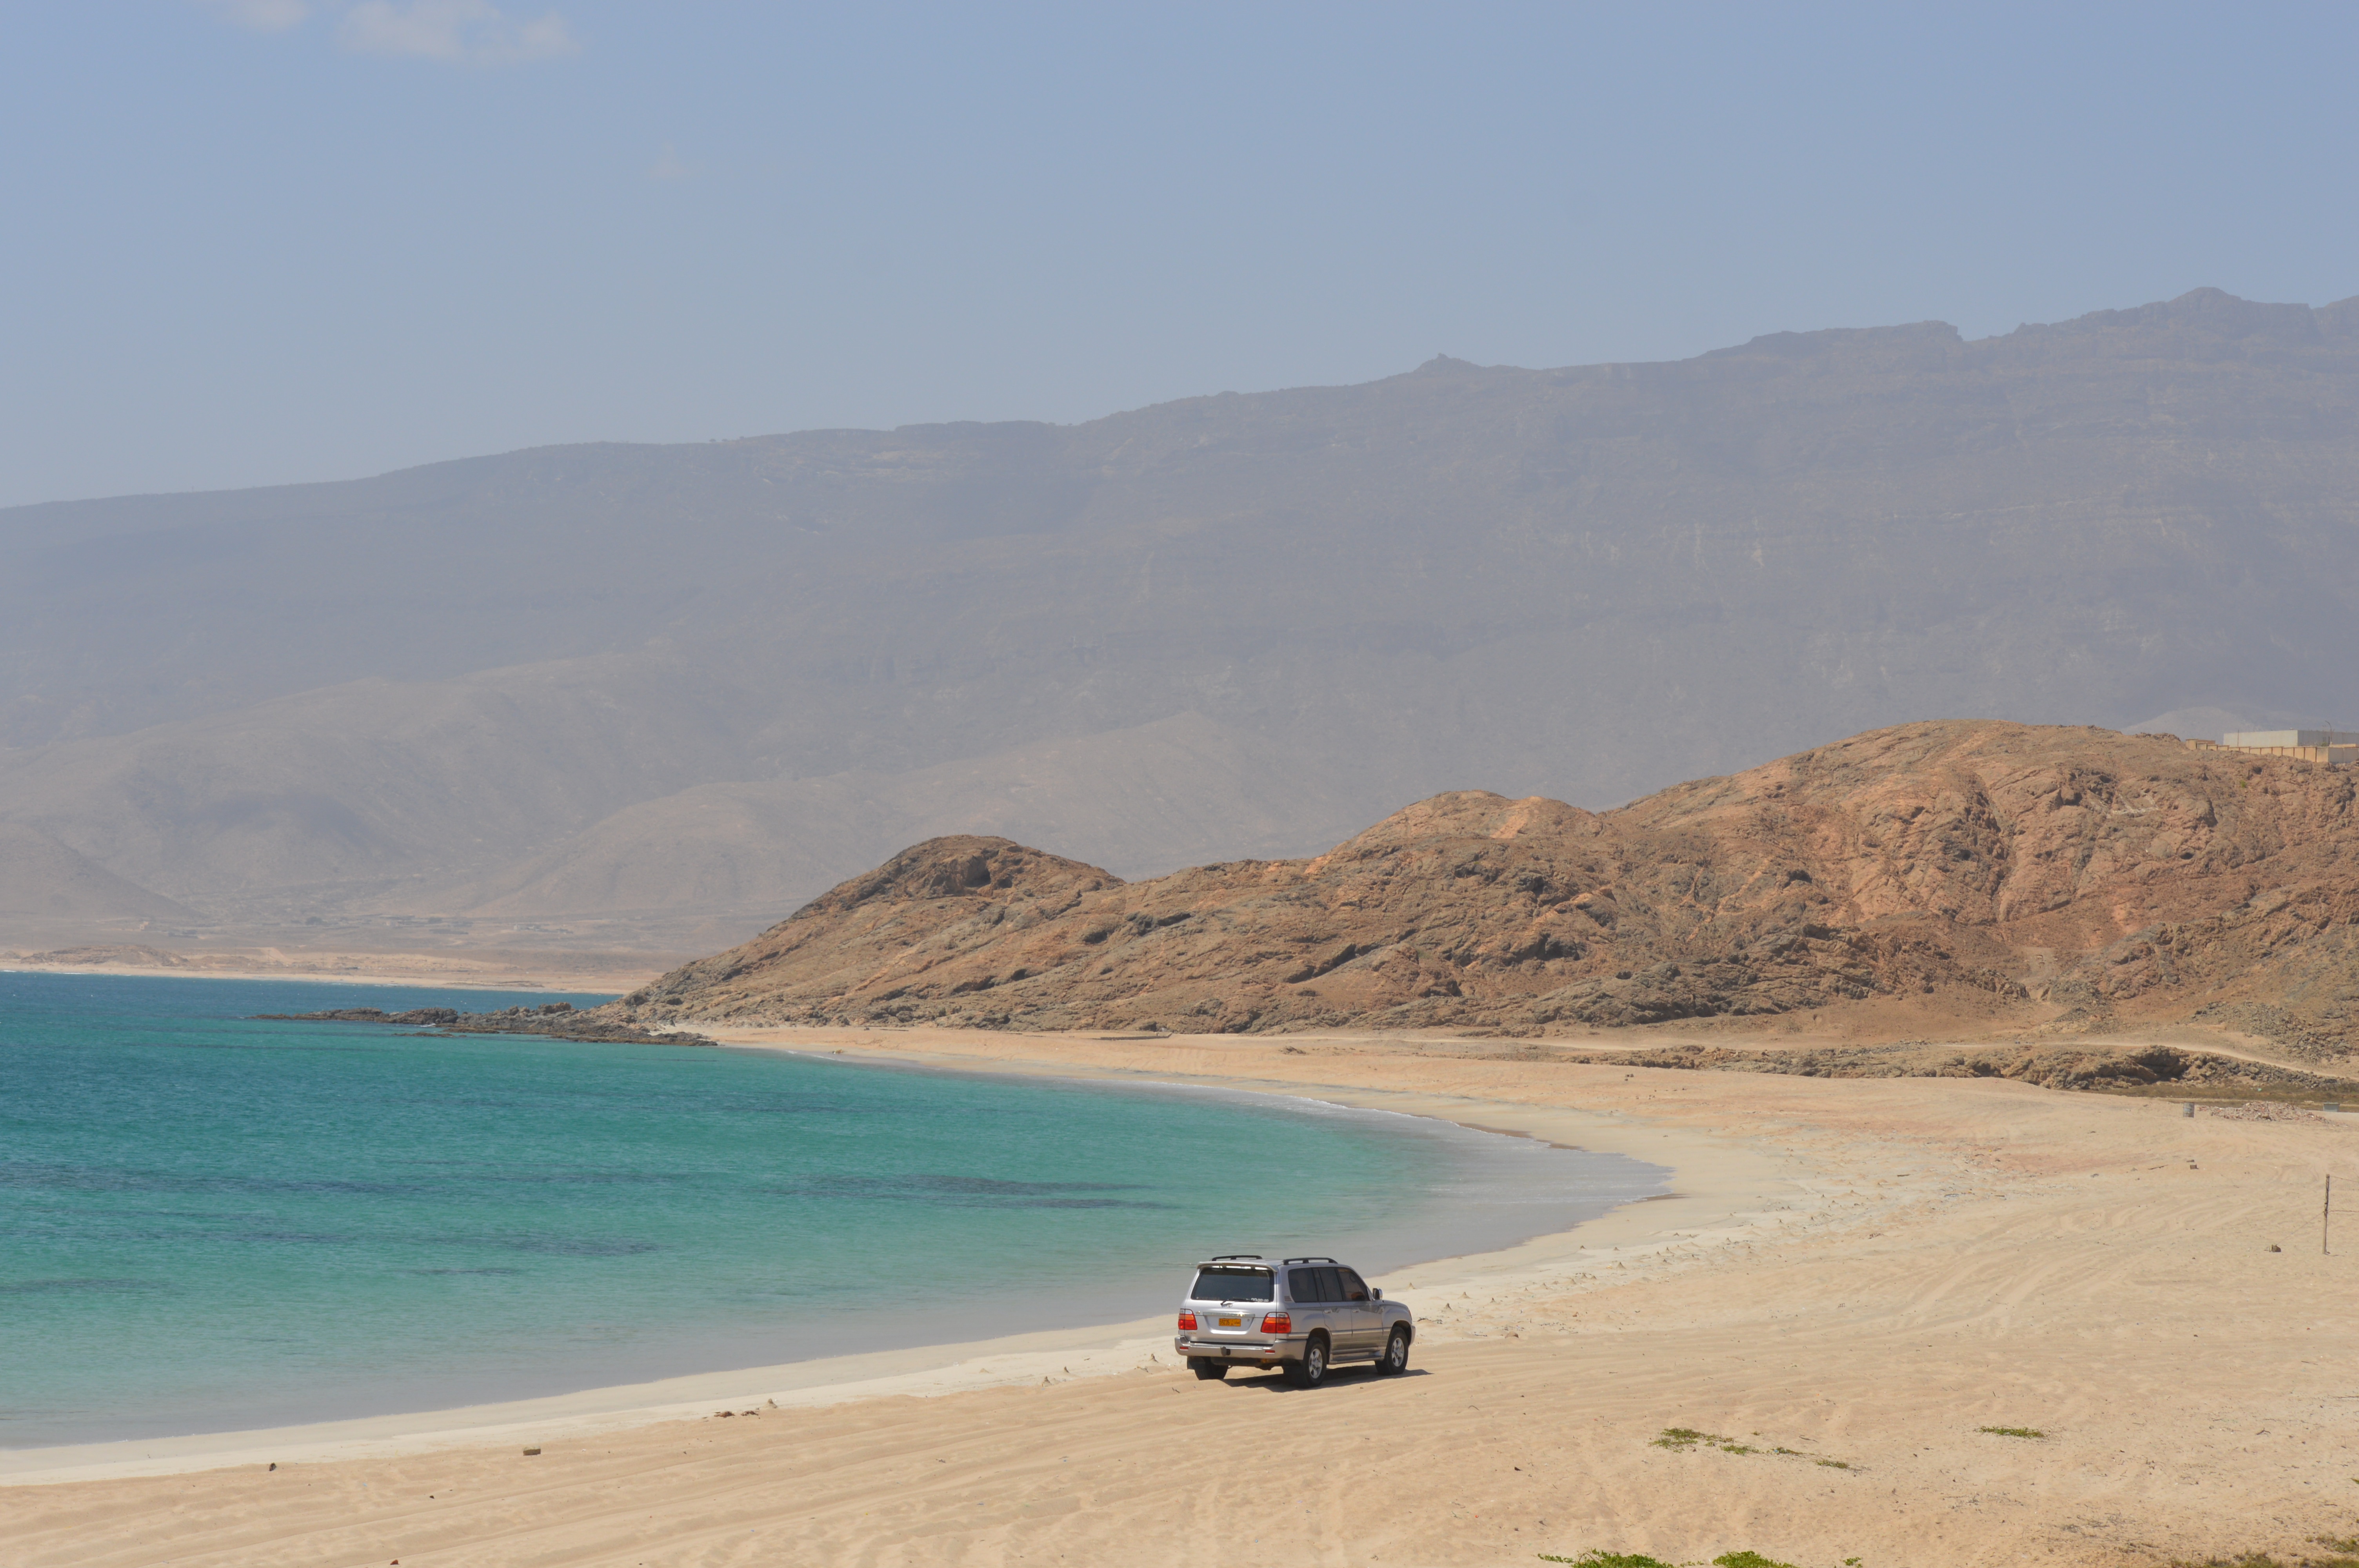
[1652,1427,1855,1470]
[1535,1552,1804,1568]
[1650,1427,1759,1454]
[1652,1427,1730,1450]
[1977,1425,2046,1439]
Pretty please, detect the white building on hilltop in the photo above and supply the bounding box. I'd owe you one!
[2222,730,2359,748]
[2190,730,2359,765]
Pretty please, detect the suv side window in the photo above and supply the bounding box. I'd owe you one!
[1336,1267,1370,1302]
[1292,1267,1338,1302]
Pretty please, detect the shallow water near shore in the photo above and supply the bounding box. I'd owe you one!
[1,973,1666,1446]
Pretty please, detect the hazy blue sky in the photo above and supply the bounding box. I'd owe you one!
[4,2,2355,507]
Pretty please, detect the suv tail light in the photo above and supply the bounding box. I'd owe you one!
[1260,1312,1290,1334]
[1176,1310,1198,1331]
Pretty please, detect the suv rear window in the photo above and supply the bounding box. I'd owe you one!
[1191,1267,1274,1301]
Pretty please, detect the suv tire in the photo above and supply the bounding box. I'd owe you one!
[1188,1358,1229,1381]
[1375,1326,1410,1375]
[1284,1334,1329,1387]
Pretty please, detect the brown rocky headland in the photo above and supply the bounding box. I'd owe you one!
[597,720,2359,1095]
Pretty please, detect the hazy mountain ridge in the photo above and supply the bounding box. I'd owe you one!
[7,287,2359,949]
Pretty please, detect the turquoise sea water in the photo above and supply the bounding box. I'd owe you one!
[0,973,1665,1447]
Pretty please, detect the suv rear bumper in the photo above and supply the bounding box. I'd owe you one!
[1176,1335,1298,1363]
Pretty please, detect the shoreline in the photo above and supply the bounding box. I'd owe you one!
[15,1024,2359,1564]
[0,1030,1794,1487]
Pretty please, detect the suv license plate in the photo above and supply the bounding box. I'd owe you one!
[1217,1316,1243,1328]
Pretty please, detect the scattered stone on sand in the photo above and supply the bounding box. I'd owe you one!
[2207,1102,2328,1123]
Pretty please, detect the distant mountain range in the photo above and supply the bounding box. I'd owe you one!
[5,287,2358,954]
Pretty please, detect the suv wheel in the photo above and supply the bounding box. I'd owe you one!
[1188,1357,1228,1381]
[1375,1326,1410,1375]
[1284,1335,1329,1387]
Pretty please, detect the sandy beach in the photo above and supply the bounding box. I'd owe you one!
[0,950,664,995]
[7,1024,2357,1566]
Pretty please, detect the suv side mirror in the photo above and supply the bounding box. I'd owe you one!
[1372,1288,1383,1299]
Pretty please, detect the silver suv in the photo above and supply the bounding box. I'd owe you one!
[1174,1255,1415,1386]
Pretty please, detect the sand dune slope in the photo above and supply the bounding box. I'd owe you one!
[11,1033,2359,1567]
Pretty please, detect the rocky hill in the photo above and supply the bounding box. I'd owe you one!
[608,722,2359,1052]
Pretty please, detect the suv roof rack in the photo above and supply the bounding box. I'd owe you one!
[1281,1256,1336,1265]
[1207,1254,1263,1261]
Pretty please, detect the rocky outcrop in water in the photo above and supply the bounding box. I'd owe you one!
[258,1000,711,1046]
[257,1006,464,1025]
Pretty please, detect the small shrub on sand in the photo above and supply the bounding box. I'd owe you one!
[1977,1425,2046,1439]
[1648,1426,1761,1454]
[1654,1427,1854,1470]
[1652,1427,1730,1450]
[1537,1551,1804,1568]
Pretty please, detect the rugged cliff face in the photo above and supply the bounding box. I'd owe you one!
[610,721,2359,1046]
